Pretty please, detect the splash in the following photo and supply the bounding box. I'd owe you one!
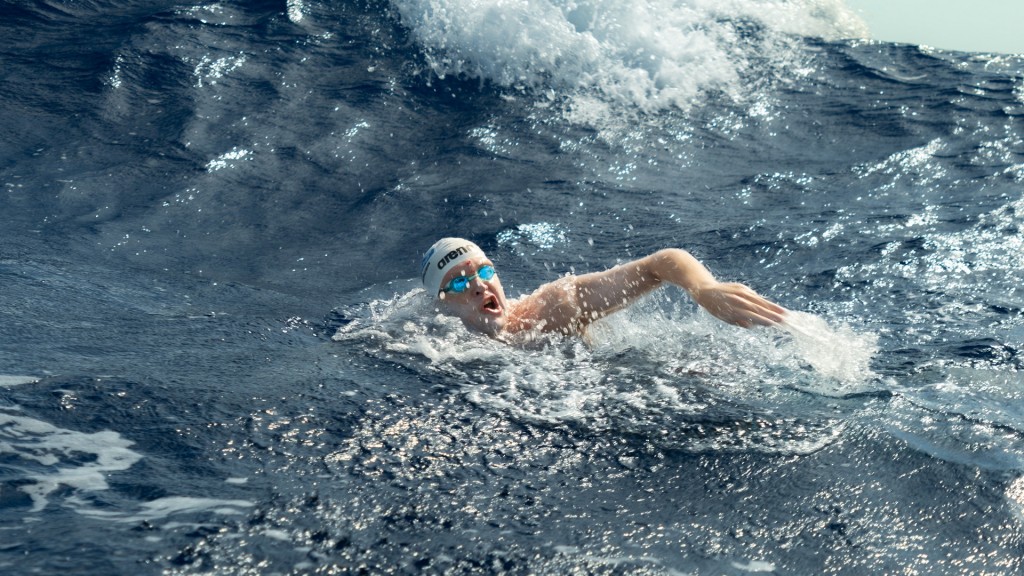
[778,311,879,391]
[390,0,867,111]
[334,290,865,453]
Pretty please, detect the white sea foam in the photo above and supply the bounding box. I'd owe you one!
[73,495,254,523]
[391,0,867,112]
[0,404,251,522]
[0,375,40,388]
[0,409,143,512]
[732,559,777,572]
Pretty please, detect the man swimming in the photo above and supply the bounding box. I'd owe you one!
[421,237,787,340]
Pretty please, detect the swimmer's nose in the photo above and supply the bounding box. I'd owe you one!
[471,275,487,293]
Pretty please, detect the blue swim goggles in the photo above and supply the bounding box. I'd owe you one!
[441,264,496,294]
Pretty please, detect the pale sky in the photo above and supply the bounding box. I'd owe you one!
[844,0,1024,55]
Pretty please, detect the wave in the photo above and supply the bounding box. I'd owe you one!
[390,0,868,112]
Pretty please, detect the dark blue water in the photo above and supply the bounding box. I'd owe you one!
[2,1,1023,574]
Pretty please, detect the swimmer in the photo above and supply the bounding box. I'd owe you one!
[421,237,787,340]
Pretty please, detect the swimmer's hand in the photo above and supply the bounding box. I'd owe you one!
[692,281,787,328]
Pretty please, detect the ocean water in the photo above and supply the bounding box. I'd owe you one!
[2,0,1023,574]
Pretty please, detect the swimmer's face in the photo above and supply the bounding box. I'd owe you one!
[437,255,509,336]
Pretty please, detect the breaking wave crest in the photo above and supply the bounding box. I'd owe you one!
[391,0,868,112]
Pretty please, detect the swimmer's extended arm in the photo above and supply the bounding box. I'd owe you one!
[570,248,787,329]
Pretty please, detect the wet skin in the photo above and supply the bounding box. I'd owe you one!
[435,249,788,339]
[437,256,510,336]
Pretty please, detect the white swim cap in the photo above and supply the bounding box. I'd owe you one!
[420,237,487,298]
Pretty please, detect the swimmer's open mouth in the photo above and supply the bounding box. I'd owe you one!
[482,296,501,312]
